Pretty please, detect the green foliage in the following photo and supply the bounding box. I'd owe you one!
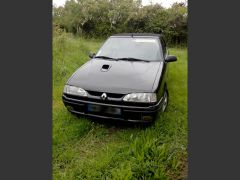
[53,35,188,179]
[53,0,187,45]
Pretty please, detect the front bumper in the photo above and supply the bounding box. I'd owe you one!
[62,94,163,122]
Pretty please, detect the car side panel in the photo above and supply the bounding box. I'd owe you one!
[153,63,167,101]
[152,37,168,101]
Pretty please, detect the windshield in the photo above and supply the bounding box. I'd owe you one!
[96,37,162,61]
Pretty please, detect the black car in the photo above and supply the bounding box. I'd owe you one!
[62,33,177,123]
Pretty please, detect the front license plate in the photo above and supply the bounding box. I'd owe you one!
[87,104,121,115]
[105,106,121,115]
[87,104,101,112]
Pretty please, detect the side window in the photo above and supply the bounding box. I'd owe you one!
[160,37,167,58]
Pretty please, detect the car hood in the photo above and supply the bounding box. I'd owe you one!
[67,58,163,94]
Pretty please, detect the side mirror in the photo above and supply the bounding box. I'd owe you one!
[89,52,96,59]
[165,55,177,62]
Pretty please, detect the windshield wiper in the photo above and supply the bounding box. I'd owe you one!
[116,57,149,62]
[94,56,117,60]
[95,56,149,62]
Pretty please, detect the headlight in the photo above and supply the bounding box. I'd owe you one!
[123,93,157,103]
[63,85,87,97]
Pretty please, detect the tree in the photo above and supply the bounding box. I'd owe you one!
[52,0,188,45]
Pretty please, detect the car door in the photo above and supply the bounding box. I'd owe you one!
[160,36,169,95]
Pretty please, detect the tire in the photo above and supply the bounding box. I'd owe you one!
[161,87,169,112]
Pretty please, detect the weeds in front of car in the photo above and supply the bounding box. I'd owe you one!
[53,33,188,179]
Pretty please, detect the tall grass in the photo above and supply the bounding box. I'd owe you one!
[53,33,188,179]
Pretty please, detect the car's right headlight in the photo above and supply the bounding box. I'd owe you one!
[63,85,87,97]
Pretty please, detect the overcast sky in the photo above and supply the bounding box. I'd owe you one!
[53,0,186,8]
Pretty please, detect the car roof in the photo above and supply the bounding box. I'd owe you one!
[110,33,162,38]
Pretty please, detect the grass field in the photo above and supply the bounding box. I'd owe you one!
[53,34,188,179]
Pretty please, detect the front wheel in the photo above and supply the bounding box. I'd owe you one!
[161,88,169,112]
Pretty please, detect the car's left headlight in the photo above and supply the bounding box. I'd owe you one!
[123,93,157,103]
[63,85,87,97]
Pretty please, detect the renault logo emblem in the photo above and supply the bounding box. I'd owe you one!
[101,93,107,100]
